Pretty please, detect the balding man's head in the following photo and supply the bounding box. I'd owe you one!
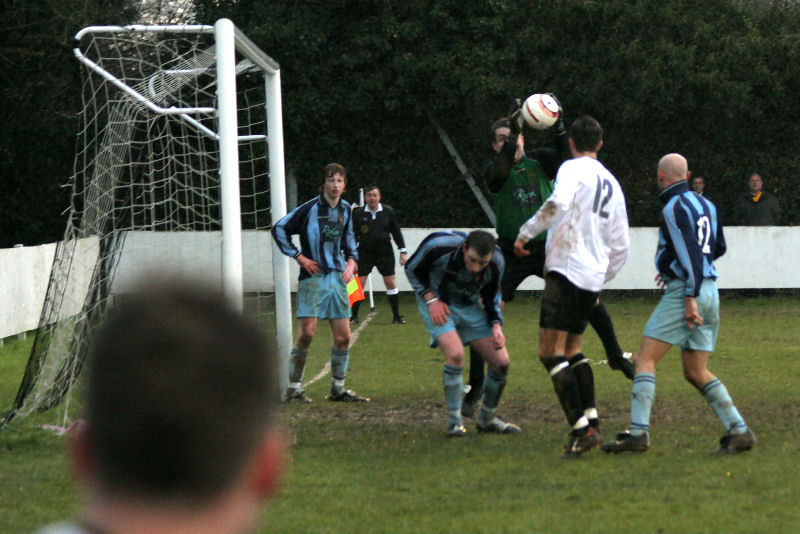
[657,153,689,190]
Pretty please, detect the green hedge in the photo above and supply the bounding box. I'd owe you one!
[3,1,798,246]
[197,0,800,227]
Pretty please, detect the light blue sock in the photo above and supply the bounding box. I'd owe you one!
[443,364,464,425]
[330,346,349,395]
[701,378,747,434]
[631,372,656,436]
[479,368,507,422]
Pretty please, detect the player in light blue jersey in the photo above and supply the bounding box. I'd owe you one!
[603,153,755,455]
[405,230,520,437]
[272,163,367,404]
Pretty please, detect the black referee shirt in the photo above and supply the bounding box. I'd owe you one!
[352,204,406,253]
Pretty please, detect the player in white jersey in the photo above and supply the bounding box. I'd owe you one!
[514,115,630,458]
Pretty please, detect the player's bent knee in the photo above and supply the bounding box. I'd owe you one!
[484,348,510,373]
[682,367,707,389]
[490,362,509,375]
[299,320,316,336]
[491,349,510,370]
[297,330,315,347]
[333,334,350,349]
[443,351,465,367]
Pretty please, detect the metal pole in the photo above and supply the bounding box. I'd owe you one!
[429,116,496,227]
[215,18,244,311]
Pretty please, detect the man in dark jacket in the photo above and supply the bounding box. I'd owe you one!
[735,173,780,225]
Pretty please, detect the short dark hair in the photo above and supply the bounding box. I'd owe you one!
[364,185,380,195]
[569,115,603,153]
[465,230,496,256]
[86,278,277,503]
[491,118,511,139]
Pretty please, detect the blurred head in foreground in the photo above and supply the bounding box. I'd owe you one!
[65,277,283,534]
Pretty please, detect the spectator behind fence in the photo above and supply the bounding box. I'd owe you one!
[689,175,706,195]
[37,277,285,534]
[689,175,716,207]
[689,175,707,197]
[735,173,780,225]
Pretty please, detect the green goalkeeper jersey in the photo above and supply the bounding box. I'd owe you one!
[491,156,553,242]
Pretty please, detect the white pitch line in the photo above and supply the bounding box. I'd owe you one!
[302,309,377,388]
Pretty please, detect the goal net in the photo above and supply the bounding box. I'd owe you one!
[2,20,292,430]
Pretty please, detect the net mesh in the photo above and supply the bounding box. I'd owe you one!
[3,25,277,429]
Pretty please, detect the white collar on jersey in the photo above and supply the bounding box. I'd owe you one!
[365,203,383,218]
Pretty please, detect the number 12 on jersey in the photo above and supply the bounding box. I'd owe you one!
[592,175,613,218]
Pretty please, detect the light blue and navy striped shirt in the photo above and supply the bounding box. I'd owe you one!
[271,194,358,281]
[405,231,504,325]
[656,181,726,297]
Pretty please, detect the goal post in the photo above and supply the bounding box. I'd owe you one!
[2,19,293,429]
[217,19,246,310]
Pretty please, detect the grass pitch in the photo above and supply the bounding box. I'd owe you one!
[1,293,799,533]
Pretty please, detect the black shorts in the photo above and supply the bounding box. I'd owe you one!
[539,271,600,334]
[497,237,546,302]
[357,245,395,276]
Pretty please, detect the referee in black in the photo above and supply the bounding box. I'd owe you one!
[351,185,408,324]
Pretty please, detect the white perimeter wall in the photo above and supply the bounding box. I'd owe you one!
[1,226,797,339]
[352,226,800,292]
[0,244,57,339]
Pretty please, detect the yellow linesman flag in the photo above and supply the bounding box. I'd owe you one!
[347,276,365,307]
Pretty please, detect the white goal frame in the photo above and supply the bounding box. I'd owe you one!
[72,18,290,311]
[72,18,293,386]
[2,19,293,428]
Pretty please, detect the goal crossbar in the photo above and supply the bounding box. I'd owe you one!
[73,25,275,142]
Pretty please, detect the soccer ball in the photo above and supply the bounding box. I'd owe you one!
[520,93,560,130]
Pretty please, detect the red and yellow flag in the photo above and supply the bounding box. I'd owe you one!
[347,276,365,307]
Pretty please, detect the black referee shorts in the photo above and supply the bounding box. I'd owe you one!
[539,271,600,334]
[357,245,395,276]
